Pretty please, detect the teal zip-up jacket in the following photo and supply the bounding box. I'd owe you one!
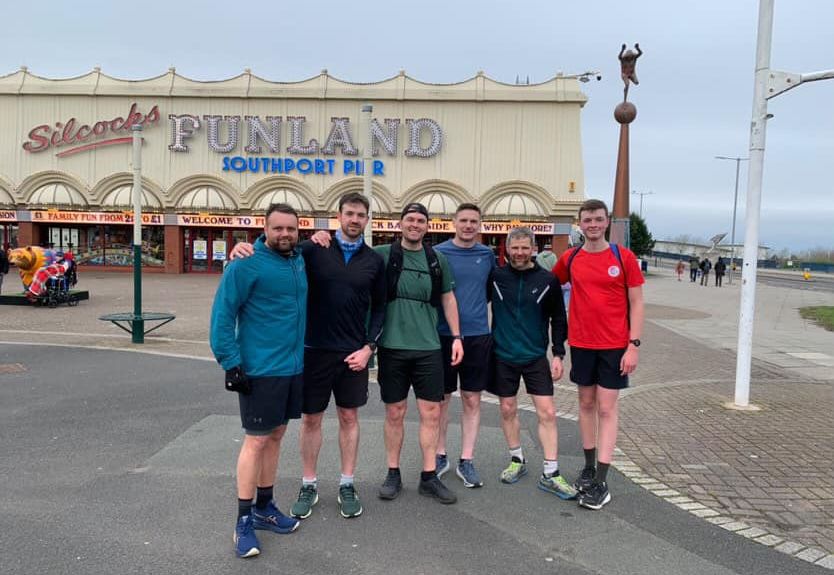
[490,263,567,365]
[210,236,307,377]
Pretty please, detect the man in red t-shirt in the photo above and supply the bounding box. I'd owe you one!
[553,199,644,510]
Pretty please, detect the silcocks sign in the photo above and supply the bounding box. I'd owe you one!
[21,105,445,176]
[22,103,161,157]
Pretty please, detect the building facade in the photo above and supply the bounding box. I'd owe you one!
[0,67,588,273]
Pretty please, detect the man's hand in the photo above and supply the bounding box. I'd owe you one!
[620,347,639,376]
[229,242,254,260]
[310,230,332,247]
[344,345,373,371]
[550,356,564,381]
[450,339,464,366]
[225,366,252,394]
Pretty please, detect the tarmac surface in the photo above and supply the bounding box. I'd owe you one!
[1,264,833,573]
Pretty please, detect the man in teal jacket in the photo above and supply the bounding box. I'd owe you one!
[488,227,576,500]
[210,203,308,559]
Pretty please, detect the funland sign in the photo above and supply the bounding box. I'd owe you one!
[22,105,444,177]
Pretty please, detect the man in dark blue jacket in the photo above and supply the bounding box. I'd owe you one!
[230,192,386,521]
[211,203,307,559]
[488,227,577,500]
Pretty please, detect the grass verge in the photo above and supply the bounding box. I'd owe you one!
[799,306,834,332]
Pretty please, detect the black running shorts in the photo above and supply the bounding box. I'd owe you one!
[239,374,303,435]
[377,348,444,403]
[488,356,553,397]
[440,334,493,394]
[302,348,369,414]
[569,347,629,390]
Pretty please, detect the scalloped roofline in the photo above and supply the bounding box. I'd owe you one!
[0,67,589,104]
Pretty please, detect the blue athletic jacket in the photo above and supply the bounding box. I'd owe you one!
[210,236,307,377]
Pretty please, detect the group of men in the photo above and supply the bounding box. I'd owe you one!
[210,194,644,559]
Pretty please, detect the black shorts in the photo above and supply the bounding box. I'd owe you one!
[303,348,369,414]
[440,334,493,394]
[488,356,553,397]
[239,374,304,435]
[377,347,444,403]
[569,347,629,390]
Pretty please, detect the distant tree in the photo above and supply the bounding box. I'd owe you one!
[629,212,656,257]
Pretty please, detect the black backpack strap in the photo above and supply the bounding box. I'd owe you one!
[423,243,443,308]
[565,247,581,281]
[386,240,404,302]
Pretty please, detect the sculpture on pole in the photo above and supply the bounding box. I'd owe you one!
[610,43,643,247]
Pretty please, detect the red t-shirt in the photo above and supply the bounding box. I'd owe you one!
[553,245,644,349]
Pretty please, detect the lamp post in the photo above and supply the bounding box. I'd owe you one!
[715,156,748,285]
[361,103,373,247]
[731,0,834,409]
[631,190,653,217]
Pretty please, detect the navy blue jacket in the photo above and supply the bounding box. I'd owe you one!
[300,239,386,352]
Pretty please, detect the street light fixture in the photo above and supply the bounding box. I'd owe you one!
[715,156,749,285]
[631,190,653,217]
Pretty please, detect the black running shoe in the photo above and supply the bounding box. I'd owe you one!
[574,466,595,493]
[578,481,611,510]
[378,470,403,500]
[418,475,457,504]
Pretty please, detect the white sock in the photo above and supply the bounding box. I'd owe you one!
[302,476,317,487]
[509,446,524,462]
[543,459,559,476]
[340,474,354,487]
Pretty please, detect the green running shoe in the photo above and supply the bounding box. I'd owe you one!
[338,484,363,518]
[290,484,319,519]
[500,457,528,484]
[537,472,578,500]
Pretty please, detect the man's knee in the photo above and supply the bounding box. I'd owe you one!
[418,401,441,426]
[385,402,407,424]
[337,407,359,429]
[499,398,517,420]
[536,403,556,425]
[301,413,324,432]
[461,390,481,412]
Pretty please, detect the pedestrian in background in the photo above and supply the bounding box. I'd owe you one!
[689,256,699,282]
[0,247,8,294]
[714,258,726,287]
[675,260,685,281]
[699,258,712,286]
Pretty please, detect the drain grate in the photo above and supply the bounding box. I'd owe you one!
[0,363,27,374]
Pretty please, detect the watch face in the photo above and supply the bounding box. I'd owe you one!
[631,339,641,347]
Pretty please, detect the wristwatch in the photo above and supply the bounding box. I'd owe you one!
[629,339,641,348]
[366,341,377,352]
[451,335,463,341]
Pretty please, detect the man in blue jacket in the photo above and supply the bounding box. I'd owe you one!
[210,203,308,559]
[488,227,577,500]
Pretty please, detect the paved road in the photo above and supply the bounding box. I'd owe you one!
[0,344,825,575]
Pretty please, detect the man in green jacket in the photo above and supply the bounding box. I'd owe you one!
[488,227,576,499]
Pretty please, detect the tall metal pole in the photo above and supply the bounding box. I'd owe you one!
[734,0,773,408]
[715,156,748,285]
[631,190,653,218]
[361,104,374,247]
[131,125,144,343]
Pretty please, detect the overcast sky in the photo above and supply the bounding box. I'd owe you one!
[3,0,832,251]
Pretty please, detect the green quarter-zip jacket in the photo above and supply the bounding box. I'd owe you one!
[490,263,567,365]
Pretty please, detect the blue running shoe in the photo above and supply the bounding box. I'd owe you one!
[456,459,483,488]
[253,501,299,534]
[234,515,260,558]
[436,453,450,478]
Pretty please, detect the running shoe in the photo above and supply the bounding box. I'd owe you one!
[378,469,403,500]
[500,457,528,484]
[233,515,260,558]
[338,484,363,518]
[578,481,611,510]
[418,475,457,504]
[574,466,595,494]
[252,501,299,533]
[290,484,319,519]
[436,453,450,478]
[456,459,484,488]
[537,473,578,500]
